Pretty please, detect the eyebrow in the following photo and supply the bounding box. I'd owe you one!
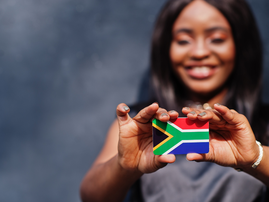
[205,26,229,33]
[175,28,192,34]
[174,26,229,34]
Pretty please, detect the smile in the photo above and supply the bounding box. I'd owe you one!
[185,66,217,79]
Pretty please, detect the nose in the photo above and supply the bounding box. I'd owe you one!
[190,39,210,60]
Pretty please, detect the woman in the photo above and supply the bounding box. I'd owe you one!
[80,0,269,201]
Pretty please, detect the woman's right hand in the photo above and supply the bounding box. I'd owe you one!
[116,103,177,174]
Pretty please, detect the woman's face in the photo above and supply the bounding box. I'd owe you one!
[170,0,235,97]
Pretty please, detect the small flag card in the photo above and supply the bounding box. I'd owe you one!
[152,118,209,155]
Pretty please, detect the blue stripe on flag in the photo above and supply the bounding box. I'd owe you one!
[168,142,209,154]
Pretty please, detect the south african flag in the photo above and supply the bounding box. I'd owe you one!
[152,118,209,155]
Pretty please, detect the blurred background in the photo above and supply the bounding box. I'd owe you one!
[0,0,269,201]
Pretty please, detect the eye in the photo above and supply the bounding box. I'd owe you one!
[177,40,190,45]
[211,38,225,44]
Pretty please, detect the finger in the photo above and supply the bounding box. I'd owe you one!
[182,106,197,114]
[187,109,203,120]
[230,109,239,114]
[183,108,226,132]
[186,153,207,161]
[182,106,202,114]
[133,103,159,124]
[116,103,132,126]
[156,154,176,166]
[168,110,179,120]
[186,147,215,162]
[189,102,203,109]
[196,109,224,123]
[197,110,211,120]
[154,107,171,122]
[213,104,239,124]
[182,107,224,124]
[182,106,191,115]
[203,103,212,110]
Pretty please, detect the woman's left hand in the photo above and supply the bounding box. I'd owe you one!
[182,104,260,170]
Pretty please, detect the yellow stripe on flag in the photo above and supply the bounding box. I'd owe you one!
[152,123,173,151]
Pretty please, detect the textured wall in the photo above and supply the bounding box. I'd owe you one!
[0,0,268,202]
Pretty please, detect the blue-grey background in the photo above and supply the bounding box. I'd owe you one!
[0,0,268,201]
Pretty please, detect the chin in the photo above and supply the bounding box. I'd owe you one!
[188,85,216,95]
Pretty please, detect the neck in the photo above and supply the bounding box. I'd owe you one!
[187,88,228,108]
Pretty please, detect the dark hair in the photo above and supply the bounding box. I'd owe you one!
[150,0,262,121]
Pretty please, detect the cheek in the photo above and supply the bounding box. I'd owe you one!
[170,41,188,65]
[212,41,236,66]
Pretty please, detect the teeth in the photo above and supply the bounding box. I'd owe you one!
[192,66,211,76]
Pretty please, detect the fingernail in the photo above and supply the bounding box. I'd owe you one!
[189,111,196,115]
[203,103,212,110]
[184,107,190,110]
[169,110,176,113]
[215,103,221,106]
[161,113,168,117]
[196,105,203,109]
[123,106,129,111]
[198,112,206,116]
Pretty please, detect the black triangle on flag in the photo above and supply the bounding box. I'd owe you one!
[153,127,169,147]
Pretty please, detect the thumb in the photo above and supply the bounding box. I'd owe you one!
[186,152,215,163]
[186,153,207,161]
[116,103,131,125]
[133,102,159,123]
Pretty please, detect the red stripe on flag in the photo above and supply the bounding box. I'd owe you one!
[170,118,209,130]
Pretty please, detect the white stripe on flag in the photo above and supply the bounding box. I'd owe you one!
[163,139,209,155]
[167,121,209,132]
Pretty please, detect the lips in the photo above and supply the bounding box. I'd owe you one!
[186,66,216,79]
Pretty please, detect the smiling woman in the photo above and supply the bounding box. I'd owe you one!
[80,0,269,202]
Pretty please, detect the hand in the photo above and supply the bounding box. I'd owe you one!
[116,103,177,174]
[182,104,260,170]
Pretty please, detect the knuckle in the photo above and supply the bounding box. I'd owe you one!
[230,109,237,113]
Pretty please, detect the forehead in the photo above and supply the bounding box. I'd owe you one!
[173,0,231,31]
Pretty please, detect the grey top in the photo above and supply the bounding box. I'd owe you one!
[140,155,267,202]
